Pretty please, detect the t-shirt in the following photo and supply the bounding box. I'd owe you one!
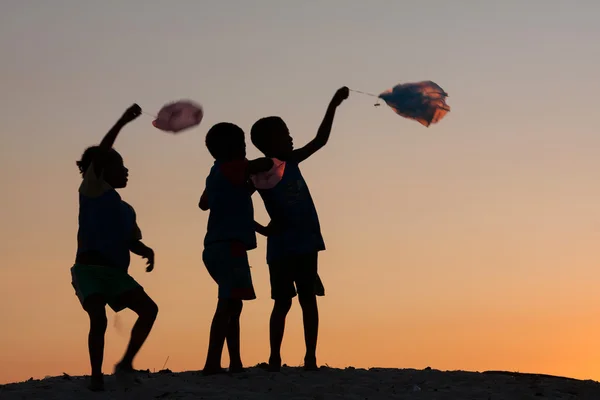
[202,159,257,250]
[76,163,142,271]
[254,160,325,263]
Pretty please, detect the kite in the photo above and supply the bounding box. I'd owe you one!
[151,100,204,133]
[351,81,450,127]
[250,158,286,189]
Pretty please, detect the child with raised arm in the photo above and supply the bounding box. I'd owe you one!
[250,87,349,372]
[71,104,159,391]
[198,122,273,375]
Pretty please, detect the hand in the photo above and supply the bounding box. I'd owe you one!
[266,219,283,236]
[255,219,281,237]
[330,86,349,108]
[141,246,155,272]
[120,104,142,124]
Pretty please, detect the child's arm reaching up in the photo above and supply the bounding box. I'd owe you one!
[99,104,142,152]
[79,105,142,196]
[291,87,349,163]
[93,105,142,171]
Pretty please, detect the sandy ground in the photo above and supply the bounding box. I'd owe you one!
[2,365,600,400]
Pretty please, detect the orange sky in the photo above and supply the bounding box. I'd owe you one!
[1,1,600,384]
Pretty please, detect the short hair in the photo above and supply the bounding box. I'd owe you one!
[76,146,101,176]
[205,122,245,160]
[250,116,287,152]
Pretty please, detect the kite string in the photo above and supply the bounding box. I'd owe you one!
[142,110,157,119]
[349,88,381,107]
[144,90,381,119]
[349,88,379,98]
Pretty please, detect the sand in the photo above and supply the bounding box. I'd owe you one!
[2,365,600,399]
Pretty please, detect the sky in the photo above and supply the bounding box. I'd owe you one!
[1,0,600,385]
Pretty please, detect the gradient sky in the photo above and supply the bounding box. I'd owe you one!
[1,0,600,385]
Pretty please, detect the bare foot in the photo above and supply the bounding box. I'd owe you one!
[114,363,142,386]
[303,357,319,371]
[88,375,104,392]
[229,363,246,374]
[268,355,282,372]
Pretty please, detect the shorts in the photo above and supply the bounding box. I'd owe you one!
[268,252,325,300]
[203,241,256,300]
[71,263,142,312]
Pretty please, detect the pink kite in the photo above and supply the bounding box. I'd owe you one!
[250,158,286,189]
[152,100,203,133]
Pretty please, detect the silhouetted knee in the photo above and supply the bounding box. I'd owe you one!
[215,299,231,316]
[273,299,292,315]
[83,295,108,332]
[298,294,317,310]
[140,299,159,322]
[88,311,108,333]
[228,299,243,318]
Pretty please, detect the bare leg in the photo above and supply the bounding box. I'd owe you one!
[298,293,319,370]
[226,299,244,372]
[203,299,231,375]
[115,288,159,371]
[269,298,292,371]
[82,295,108,391]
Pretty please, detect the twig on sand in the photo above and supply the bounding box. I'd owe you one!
[162,356,170,371]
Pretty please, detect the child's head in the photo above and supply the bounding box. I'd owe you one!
[205,122,246,161]
[250,116,293,159]
[76,147,129,188]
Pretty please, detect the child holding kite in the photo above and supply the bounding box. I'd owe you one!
[71,104,158,391]
[250,86,349,371]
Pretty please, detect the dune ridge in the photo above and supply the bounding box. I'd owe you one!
[2,365,600,399]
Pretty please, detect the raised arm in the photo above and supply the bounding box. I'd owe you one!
[291,87,349,163]
[99,104,142,152]
[88,104,142,177]
[78,104,141,196]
